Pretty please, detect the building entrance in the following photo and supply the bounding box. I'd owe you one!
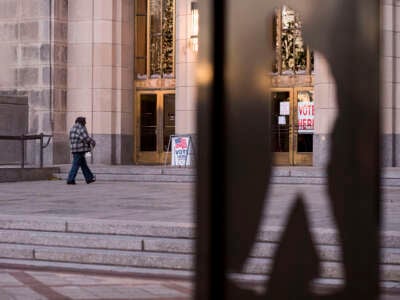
[136,91,175,164]
[271,87,314,165]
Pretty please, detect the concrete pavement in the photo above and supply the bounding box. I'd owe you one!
[0,180,399,231]
[0,179,399,298]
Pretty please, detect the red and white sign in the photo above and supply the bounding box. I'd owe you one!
[297,101,314,133]
[171,136,193,166]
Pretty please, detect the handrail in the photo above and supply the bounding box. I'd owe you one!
[0,134,53,168]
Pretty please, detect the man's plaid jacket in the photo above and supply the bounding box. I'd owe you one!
[69,123,94,153]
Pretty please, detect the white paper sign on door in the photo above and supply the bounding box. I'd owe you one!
[280,101,290,115]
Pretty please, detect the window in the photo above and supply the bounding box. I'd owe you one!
[273,6,314,75]
[135,0,175,80]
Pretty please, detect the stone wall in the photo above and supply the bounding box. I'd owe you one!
[0,0,69,165]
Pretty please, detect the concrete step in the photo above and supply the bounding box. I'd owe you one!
[54,173,195,183]
[0,232,399,265]
[0,214,398,248]
[0,242,398,281]
[53,165,400,185]
[0,167,59,183]
[0,215,397,282]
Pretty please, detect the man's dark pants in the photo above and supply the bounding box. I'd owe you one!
[67,152,94,183]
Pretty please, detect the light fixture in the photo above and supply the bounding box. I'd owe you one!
[191,2,199,52]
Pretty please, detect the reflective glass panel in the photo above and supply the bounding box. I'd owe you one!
[163,94,175,151]
[140,94,157,151]
[271,92,290,152]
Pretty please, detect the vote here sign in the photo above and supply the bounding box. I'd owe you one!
[298,101,314,134]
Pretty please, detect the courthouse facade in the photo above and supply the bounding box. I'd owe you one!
[0,0,398,166]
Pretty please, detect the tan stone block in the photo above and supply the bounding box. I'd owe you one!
[186,86,198,111]
[121,0,133,23]
[94,21,113,44]
[175,110,197,134]
[92,111,123,134]
[175,87,187,111]
[121,45,133,67]
[176,39,187,64]
[94,0,113,20]
[121,112,133,135]
[396,57,400,82]
[395,83,400,107]
[314,52,335,85]
[67,89,92,112]
[92,111,111,134]
[396,109,400,134]
[186,62,197,87]
[68,0,93,20]
[314,108,337,134]
[94,43,113,66]
[394,33,400,59]
[68,21,92,43]
[382,82,393,109]
[395,5,400,32]
[382,30,393,58]
[68,67,92,89]
[382,4,394,32]
[93,66,112,89]
[176,15,188,40]
[68,44,92,66]
[315,83,333,109]
[121,90,133,113]
[176,63,187,87]
[382,108,394,134]
[0,66,15,87]
[121,68,132,90]
[176,0,188,16]
[383,56,394,83]
[93,89,113,112]
[121,21,132,45]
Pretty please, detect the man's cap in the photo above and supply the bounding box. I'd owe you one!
[75,117,86,125]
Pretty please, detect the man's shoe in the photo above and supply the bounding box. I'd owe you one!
[86,176,96,184]
[67,181,76,185]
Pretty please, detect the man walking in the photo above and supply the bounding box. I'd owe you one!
[67,117,96,185]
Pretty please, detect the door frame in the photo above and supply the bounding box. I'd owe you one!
[271,88,294,165]
[135,90,175,164]
[271,87,313,166]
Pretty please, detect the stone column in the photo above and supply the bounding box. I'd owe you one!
[394,0,400,166]
[381,0,400,167]
[313,52,337,167]
[382,0,395,166]
[67,0,134,164]
[175,0,198,136]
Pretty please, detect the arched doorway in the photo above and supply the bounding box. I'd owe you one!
[134,0,176,164]
[271,6,314,165]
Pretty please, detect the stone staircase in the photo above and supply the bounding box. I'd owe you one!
[53,165,400,186]
[0,214,398,286]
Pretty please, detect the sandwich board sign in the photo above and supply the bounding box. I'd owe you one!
[170,135,194,167]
